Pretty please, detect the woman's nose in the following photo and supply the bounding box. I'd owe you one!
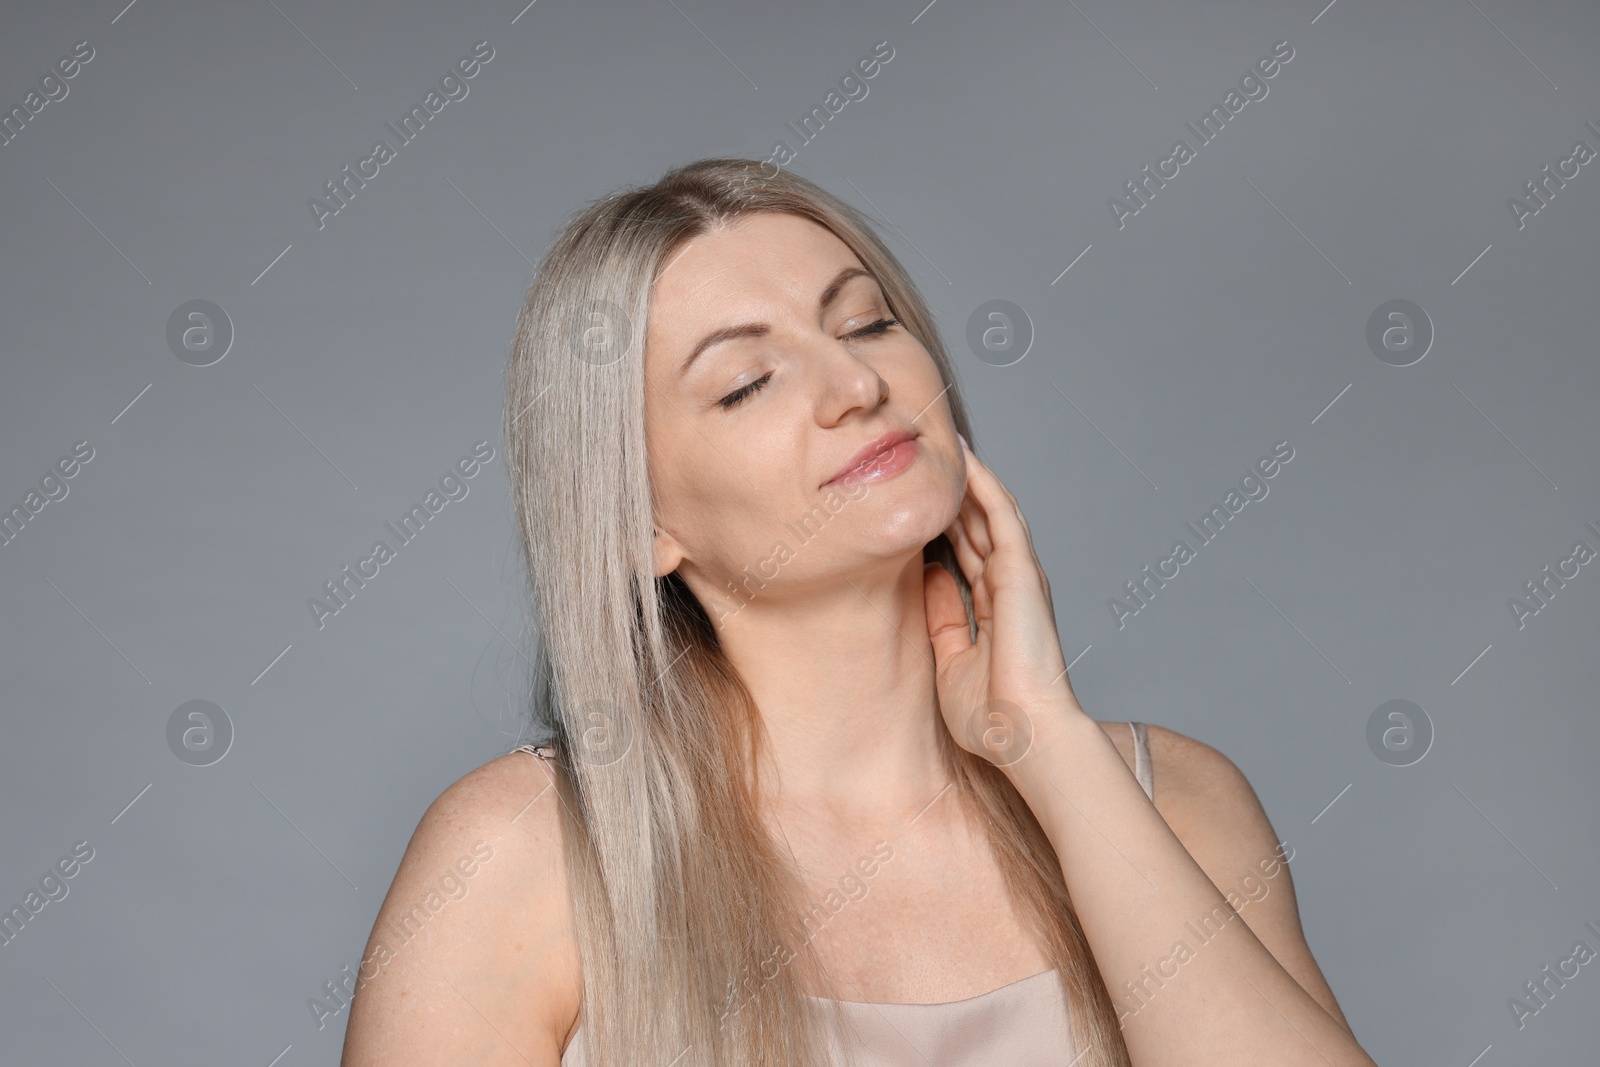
[813,339,887,417]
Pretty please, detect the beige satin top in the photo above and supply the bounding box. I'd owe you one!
[516,721,1155,1066]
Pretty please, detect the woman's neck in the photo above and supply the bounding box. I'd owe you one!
[708,553,956,825]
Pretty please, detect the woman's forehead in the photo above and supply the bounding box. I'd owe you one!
[658,215,854,297]
[646,218,871,367]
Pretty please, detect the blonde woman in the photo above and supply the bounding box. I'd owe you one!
[342,159,1377,1067]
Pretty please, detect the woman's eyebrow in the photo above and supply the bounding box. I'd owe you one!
[677,266,874,379]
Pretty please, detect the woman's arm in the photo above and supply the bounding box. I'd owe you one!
[1141,722,1356,1034]
[340,752,579,1066]
[923,438,1375,1067]
[1007,712,1372,1066]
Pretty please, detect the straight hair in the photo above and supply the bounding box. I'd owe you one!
[502,157,1133,1066]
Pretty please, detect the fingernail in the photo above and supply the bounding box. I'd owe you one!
[957,432,969,450]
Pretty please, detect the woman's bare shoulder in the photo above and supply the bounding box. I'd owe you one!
[1093,718,1229,814]
[341,749,582,1066]
[1093,718,1159,796]
[1097,721,1352,1027]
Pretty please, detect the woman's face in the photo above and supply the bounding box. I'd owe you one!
[642,211,964,617]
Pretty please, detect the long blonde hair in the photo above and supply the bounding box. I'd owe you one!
[502,157,1132,1066]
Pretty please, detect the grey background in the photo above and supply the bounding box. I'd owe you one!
[2,0,1596,1063]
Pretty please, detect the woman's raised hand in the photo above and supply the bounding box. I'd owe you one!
[922,435,1088,769]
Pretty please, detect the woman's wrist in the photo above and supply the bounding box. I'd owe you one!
[989,699,1102,798]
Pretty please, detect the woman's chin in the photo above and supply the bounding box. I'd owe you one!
[850,505,955,557]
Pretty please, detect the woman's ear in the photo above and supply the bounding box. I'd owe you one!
[651,525,686,578]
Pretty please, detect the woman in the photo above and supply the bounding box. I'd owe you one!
[342,158,1377,1066]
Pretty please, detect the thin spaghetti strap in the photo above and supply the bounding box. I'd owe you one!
[513,743,556,761]
[1128,722,1154,801]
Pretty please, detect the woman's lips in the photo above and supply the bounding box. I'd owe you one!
[824,435,920,489]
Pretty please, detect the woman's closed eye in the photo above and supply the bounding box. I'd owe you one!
[716,317,901,409]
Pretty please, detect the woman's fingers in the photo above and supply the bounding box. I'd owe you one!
[943,511,981,583]
[943,518,993,621]
[952,485,992,560]
[956,438,1040,569]
[922,561,973,654]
